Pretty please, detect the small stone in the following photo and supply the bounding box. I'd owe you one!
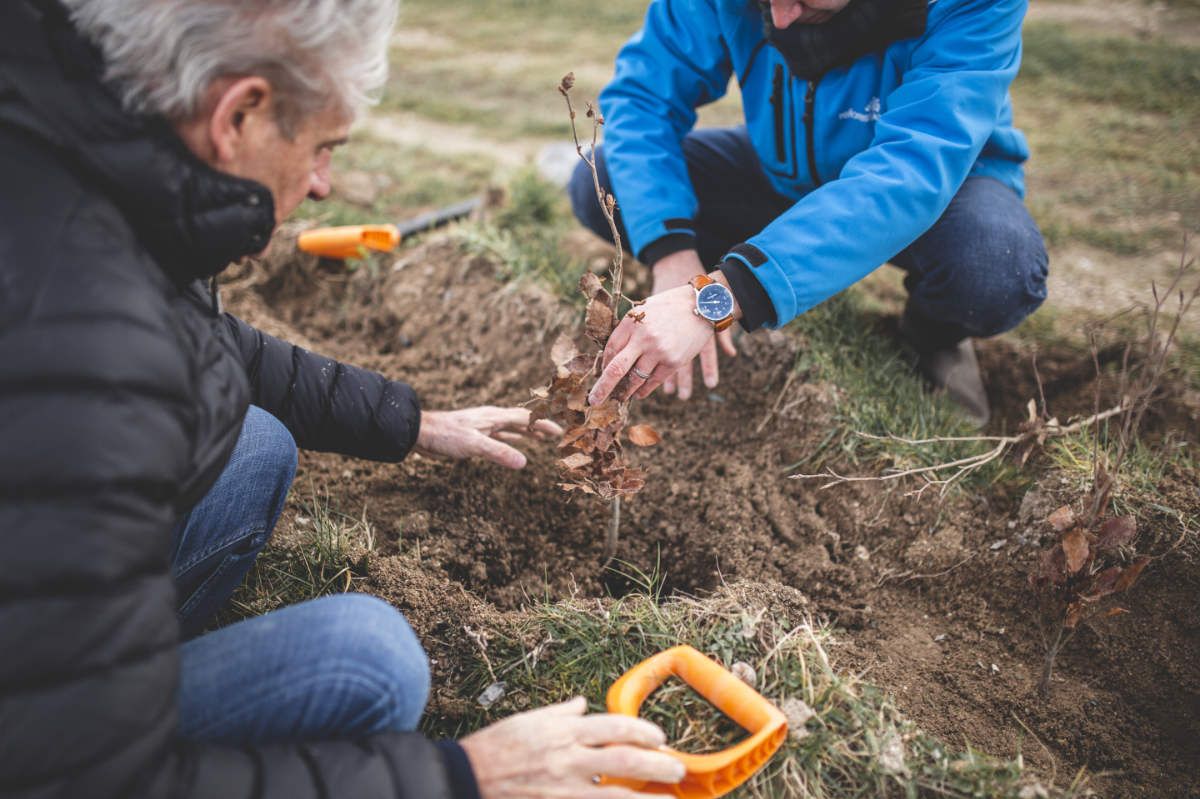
[731,662,757,687]
[477,681,507,709]
[990,539,1008,551]
[934,634,948,643]
[854,545,870,561]
[1018,783,1050,799]
[780,697,814,740]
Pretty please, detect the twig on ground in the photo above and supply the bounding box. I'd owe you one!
[791,405,1125,496]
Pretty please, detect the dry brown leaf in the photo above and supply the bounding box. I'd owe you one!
[1032,545,1067,588]
[559,452,593,470]
[1064,601,1085,630]
[627,424,662,447]
[1104,607,1130,618]
[585,297,615,344]
[579,271,603,299]
[1113,557,1150,592]
[560,426,590,448]
[1096,516,1138,552]
[1082,566,1123,600]
[1062,528,1090,574]
[565,354,595,377]
[586,402,623,430]
[551,333,578,368]
[1047,505,1076,532]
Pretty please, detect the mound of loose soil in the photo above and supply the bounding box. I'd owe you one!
[222,230,1200,797]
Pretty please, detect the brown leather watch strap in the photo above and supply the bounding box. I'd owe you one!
[690,274,734,331]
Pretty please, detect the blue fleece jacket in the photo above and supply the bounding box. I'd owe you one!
[598,0,1030,328]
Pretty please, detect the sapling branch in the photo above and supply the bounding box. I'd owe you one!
[533,74,661,566]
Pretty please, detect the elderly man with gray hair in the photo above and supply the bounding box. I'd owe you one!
[0,2,686,798]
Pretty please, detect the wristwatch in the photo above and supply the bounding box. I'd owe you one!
[689,274,736,332]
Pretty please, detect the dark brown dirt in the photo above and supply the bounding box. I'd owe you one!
[223,229,1200,798]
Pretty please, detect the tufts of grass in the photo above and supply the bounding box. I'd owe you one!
[456,167,592,301]
[785,291,1022,488]
[429,582,1086,798]
[219,488,377,623]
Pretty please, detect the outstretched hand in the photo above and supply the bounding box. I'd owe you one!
[416,407,562,469]
[460,696,685,799]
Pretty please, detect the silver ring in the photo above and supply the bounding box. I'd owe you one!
[632,366,652,380]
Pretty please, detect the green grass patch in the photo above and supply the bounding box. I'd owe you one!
[1020,24,1200,116]
[429,584,1084,798]
[1016,22,1200,257]
[218,489,376,623]
[456,168,595,300]
[785,292,1022,488]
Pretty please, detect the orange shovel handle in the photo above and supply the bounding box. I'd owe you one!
[604,645,787,798]
[297,224,400,259]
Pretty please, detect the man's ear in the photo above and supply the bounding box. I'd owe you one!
[207,76,274,166]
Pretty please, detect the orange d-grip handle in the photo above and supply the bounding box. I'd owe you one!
[604,645,787,798]
[297,224,400,259]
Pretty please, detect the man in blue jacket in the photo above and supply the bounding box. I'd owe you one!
[576,0,1049,426]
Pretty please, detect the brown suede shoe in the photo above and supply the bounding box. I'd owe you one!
[915,339,991,428]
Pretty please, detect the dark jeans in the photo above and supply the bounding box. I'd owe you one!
[570,126,1049,348]
[172,406,429,744]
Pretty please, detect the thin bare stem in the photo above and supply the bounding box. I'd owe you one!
[603,497,621,567]
[560,84,624,313]
[793,404,1125,493]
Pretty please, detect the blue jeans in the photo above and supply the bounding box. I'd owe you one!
[173,406,430,744]
[570,126,1048,348]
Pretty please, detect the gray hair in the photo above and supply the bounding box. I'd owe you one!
[59,0,399,135]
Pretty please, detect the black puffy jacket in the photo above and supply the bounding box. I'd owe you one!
[0,3,473,798]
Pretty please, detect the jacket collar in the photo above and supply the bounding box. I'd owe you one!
[0,0,276,284]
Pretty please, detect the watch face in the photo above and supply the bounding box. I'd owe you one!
[696,282,734,322]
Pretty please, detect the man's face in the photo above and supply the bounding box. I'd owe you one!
[236,107,350,224]
[768,0,852,28]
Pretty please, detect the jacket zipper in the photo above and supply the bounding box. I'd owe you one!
[770,64,786,163]
[803,78,822,187]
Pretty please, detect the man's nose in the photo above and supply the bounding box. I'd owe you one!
[771,0,806,28]
[308,151,333,201]
[308,169,332,201]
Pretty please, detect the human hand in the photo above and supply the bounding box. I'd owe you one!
[416,407,562,469]
[649,250,737,400]
[460,696,685,799]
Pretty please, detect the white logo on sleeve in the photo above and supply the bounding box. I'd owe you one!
[838,97,881,122]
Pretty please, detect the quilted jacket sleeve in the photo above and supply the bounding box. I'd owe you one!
[223,313,421,461]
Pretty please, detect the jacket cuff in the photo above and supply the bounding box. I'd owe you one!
[718,247,776,332]
[639,232,698,267]
[435,741,482,799]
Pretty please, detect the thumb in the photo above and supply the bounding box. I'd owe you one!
[543,696,588,717]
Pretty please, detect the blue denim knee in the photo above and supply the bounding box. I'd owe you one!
[321,594,431,733]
